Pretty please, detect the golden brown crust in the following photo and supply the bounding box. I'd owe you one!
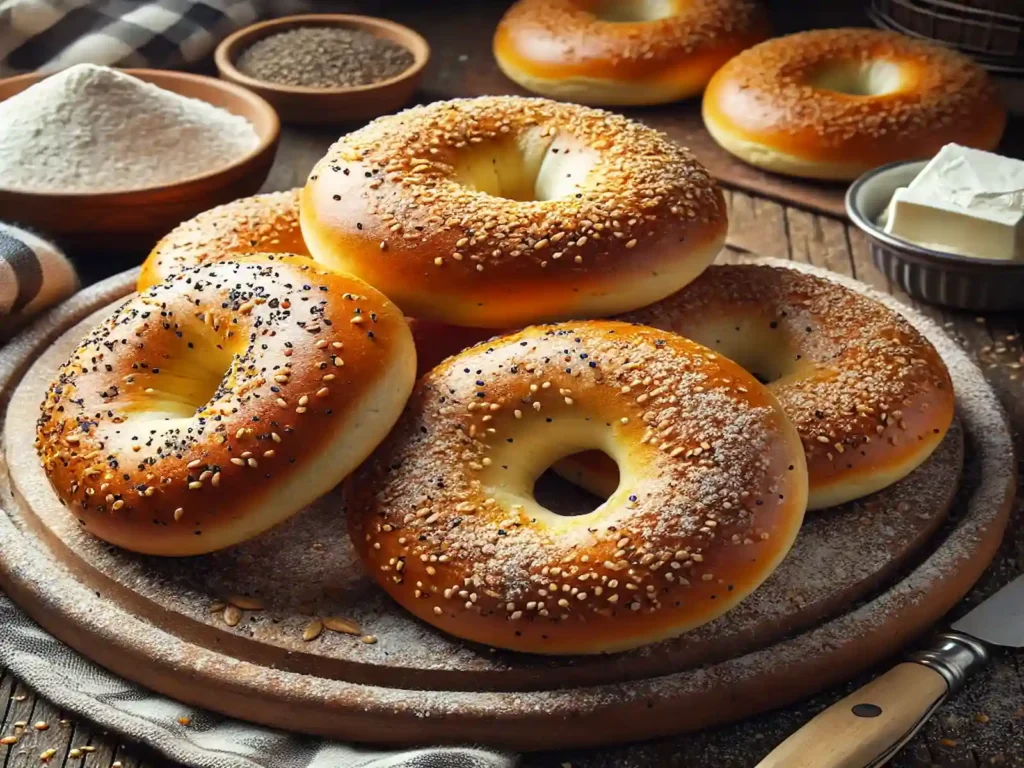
[139,190,307,290]
[493,0,770,104]
[616,264,954,509]
[37,255,415,556]
[406,319,499,378]
[702,28,1006,180]
[301,96,728,328]
[347,320,808,654]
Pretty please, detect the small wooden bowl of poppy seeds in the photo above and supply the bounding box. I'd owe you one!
[215,14,429,125]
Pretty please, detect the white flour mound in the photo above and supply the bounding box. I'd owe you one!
[0,64,259,193]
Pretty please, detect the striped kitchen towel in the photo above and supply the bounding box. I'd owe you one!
[0,222,79,341]
[0,0,315,76]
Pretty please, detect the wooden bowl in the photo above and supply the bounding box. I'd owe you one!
[214,14,430,125]
[0,69,280,255]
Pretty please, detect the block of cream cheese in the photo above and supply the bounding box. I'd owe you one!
[884,144,1024,260]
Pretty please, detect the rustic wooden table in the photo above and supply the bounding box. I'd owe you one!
[3,1,1023,766]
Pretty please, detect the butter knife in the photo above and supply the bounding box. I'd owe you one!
[756,573,1024,768]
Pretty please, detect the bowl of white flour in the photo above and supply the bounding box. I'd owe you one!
[0,65,280,252]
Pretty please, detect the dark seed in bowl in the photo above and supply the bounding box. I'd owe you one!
[237,26,415,89]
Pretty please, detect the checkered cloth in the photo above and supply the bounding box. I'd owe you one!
[0,0,312,76]
[0,222,78,341]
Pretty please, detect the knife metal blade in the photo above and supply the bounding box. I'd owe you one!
[952,573,1024,648]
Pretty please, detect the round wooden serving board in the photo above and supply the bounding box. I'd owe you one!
[0,259,1013,750]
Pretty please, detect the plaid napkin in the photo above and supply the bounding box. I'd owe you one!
[0,0,312,76]
[0,222,78,340]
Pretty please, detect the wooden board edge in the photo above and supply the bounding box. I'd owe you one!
[0,265,1013,750]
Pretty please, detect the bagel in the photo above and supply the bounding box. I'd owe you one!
[347,320,808,654]
[556,265,954,510]
[493,0,769,105]
[139,189,306,290]
[301,96,728,328]
[702,28,1006,180]
[36,255,415,556]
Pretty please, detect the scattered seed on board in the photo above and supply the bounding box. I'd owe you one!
[40,749,57,762]
[322,616,361,635]
[0,736,17,746]
[227,594,264,610]
[303,620,324,641]
[33,722,48,731]
[223,605,243,627]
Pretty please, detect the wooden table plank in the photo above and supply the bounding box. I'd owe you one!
[785,208,853,276]
[72,724,128,768]
[4,694,73,768]
[724,191,789,260]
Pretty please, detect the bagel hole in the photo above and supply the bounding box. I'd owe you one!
[450,134,596,202]
[595,0,675,22]
[808,60,904,97]
[136,327,236,419]
[682,321,804,387]
[534,450,618,516]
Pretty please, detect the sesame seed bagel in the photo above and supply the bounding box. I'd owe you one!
[347,320,808,654]
[301,96,728,328]
[702,28,1006,180]
[556,265,954,510]
[36,255,415,556]
[493,0,769,106]
[138,189,306,290]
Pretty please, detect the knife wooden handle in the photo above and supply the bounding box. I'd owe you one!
[755,663,949,768]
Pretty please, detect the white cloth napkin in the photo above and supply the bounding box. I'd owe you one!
[0,592,515,768]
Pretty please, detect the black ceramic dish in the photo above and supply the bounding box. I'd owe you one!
[846,160,1024,312]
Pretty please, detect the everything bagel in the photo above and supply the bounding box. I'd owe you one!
[37,255,415,556]
[348,320,808,653]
